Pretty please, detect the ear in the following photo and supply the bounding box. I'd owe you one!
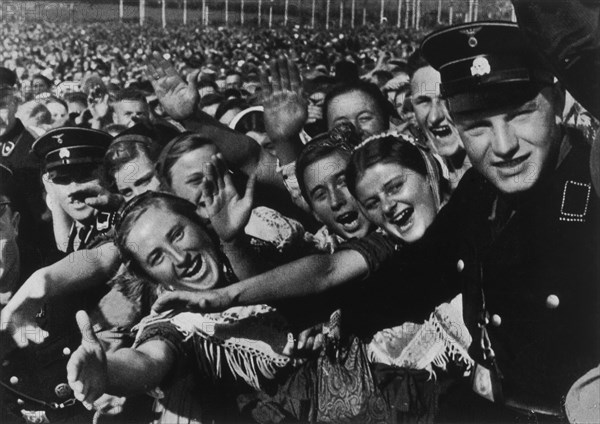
[11,211,20,237]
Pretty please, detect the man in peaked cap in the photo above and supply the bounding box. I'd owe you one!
[413,21,599,421]
[33,127,116,253]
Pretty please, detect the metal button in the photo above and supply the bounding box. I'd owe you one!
[62,347,71,356]
[54,383,72,399]
[546,294,560,309]
[490,314,502,327]
[10,376,18,385]
[456,259,465,272]
[17,399,24,406]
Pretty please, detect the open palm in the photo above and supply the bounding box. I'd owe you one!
[145,52,200,120]
[260,56,308,141]
[203,153,256,243]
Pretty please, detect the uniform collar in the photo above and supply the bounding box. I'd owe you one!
[0,119,24,143]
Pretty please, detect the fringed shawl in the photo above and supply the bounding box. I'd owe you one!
[133,305,295,391]
[367,295,473,375]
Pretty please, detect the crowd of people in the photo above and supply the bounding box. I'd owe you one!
[0,2,599,423]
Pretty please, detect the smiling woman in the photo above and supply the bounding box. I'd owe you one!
[114,192,227,292]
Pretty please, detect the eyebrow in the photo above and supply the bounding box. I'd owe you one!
[308,169,346,197]
[134,171,155,187]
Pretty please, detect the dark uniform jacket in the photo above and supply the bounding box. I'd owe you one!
[344,128,599,415]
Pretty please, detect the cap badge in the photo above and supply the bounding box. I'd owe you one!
[459,27,482,48]
[1,141,15,157]
[471,57,491,77]
[58,148,70,159]
[51,133,64,145]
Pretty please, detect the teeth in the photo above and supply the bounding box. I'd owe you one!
[393,208,412,227]
[182,257,202,279]
[337,212,357,225]
[430,126,451,137]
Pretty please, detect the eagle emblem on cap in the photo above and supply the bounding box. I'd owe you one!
[51,133,64,145]
[58,148,70,159]
[471,57,491,77]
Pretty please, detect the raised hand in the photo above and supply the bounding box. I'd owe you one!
[152,288,233,314]
[67,311,108,410]
[202,153,256,243]
[145,51,200,120]
[260,55,308,141]
[84,192,125,212]
[1,270,50,348]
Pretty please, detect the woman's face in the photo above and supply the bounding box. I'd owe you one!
[114,155,161,201]
[126,205,222,291]
[355,162,437,243]
[326,90,388,140]
[168,144,219,220]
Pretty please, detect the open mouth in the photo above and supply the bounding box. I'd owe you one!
[429,125,452,138]
[178,255,205,281]
[391,207,414,231]
[335,211,361,232]
[493,153,530,170]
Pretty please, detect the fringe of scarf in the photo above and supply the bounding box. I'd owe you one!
[135,308,292,391]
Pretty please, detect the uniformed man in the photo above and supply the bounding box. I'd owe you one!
[0,162,93,424]
[414,21,599,421]
[32,127,116,253]
[0,67,52,254]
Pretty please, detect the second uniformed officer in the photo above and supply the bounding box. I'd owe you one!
[32,127,116,253]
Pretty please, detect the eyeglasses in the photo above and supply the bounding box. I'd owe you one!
[0,202,12,218]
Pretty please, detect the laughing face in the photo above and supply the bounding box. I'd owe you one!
[355,162,437,243]
[411,66,463,157]
[168,144,219,220]
[126,205,222,291]
[302,151,371,240]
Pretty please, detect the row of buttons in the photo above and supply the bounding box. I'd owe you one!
[456,259,561,329]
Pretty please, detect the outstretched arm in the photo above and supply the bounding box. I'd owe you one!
[1,243,120,347]
[67,311,175,408]
[153,248,369,313]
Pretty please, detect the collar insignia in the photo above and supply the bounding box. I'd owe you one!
[1,141,15,157]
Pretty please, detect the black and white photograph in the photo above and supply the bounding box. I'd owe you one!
[0,0,598,423]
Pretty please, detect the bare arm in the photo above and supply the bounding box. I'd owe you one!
[67,311,175,407]
[152,249,369,313]
[145,52,283,190]
[1,243,120,347]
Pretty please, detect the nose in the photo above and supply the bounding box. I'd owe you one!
[491,120,519,158]
[169,246,189,267]
[330,187,346,211]
[428,98,444,126]
[381,194,397,217]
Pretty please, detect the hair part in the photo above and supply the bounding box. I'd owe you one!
[346,135,428,198]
